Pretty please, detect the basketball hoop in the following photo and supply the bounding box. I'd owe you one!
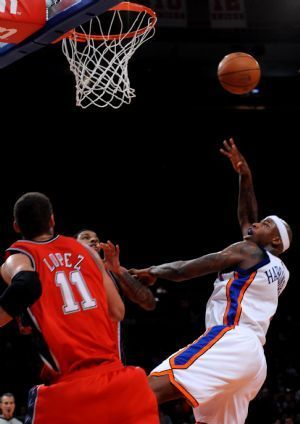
[58,2,157,109]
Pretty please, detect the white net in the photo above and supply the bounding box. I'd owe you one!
[61,2,156,109]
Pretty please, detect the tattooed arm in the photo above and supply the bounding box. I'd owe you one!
[100,241,156,311]
[220,138,258,236]
[130,241,265,283]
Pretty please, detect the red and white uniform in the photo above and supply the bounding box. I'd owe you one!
[7,235,159,424]
[151,250,289,424]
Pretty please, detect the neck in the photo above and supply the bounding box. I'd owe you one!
[3,413,12,419]
[32,231,54,242]
[265,245,279,257]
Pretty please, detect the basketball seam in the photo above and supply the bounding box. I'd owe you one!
[218,69,260,77]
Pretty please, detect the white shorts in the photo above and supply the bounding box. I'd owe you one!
[151,325,267,424]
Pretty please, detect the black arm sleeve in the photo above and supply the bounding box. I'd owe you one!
[0,271,42,317]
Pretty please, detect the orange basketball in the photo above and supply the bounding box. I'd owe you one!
[217,52,261,95]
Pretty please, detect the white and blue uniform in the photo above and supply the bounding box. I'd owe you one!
[151,249,289,424]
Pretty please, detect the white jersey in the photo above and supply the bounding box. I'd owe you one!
[205,249,289,345]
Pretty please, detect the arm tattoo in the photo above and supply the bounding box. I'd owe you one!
[115,271,156,311]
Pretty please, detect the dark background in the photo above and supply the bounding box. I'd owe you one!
[0,0,299,422]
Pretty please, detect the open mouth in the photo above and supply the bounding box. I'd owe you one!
[247,227,253,235]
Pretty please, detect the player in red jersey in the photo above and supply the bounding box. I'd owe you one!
[0,192,159,424]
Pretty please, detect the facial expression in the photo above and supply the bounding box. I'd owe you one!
[0,396,15,419]
[244,218,281,249]
[77,230,100,252]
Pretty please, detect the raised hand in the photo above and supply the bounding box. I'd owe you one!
[100,240,121,274]
[220,138,250,175]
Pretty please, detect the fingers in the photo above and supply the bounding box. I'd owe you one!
[220,139,232,157]
[219,147,230,158]
[100,240,117,254]
[223,138,236,151]
[223,139,231,151]
[229,137,235,147]
[107,240,114,249]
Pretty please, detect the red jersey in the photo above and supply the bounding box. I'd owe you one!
[7,235,122,376]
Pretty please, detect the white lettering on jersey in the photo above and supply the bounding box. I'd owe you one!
[43,253,86,272]
[0,0,18,14]
[265,265,286,295]
[0,26,17,40]
[56,270,97,314]
[64,253,72,267]
[74,255,84,270]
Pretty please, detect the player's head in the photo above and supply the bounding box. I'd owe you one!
[244,215,292,255]
[76,229,101,252]
[0,393,16,419]
[13,192,54,239]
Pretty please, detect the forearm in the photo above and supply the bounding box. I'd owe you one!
[238,173,258,231]
[114,267,156,311]
[149,254,221,282]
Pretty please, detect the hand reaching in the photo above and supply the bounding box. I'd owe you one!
[99,240,121,274]
[220,138,251,175]
[128,268,157,287]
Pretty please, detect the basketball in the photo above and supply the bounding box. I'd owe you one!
[217,52,261,95]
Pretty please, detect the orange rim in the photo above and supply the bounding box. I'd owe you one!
[55,1,157,43]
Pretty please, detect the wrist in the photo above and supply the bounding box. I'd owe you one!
[148,266,157,275]
[113,265,125,276]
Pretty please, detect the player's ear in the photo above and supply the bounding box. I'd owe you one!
[13,220,20,233]
[50,214,55,228]
[271,235,281,249]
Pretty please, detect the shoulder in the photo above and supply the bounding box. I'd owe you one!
[225,240,264,257]
[220,240,266,270]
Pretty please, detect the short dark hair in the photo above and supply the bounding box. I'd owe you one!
[0,392,15,402]
[13,192,53,239]
[74,229,91,239]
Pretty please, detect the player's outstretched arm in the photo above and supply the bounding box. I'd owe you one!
[220,137,258,236]
[130,241,263,283]
[100,241,156,311]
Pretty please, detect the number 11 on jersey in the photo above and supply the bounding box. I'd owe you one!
[56,270,97,314]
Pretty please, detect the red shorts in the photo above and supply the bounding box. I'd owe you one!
[27,364,159,424]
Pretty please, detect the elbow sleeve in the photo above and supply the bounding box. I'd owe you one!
[0,271,42,317]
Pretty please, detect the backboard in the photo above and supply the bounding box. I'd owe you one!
[0,0,122,68]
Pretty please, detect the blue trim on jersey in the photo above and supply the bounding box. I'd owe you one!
[24,386,38,424]
[173,325,226,366]
[236,249,270,275]
[226,273,250,325]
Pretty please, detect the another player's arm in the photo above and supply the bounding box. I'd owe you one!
[131,241,263,283]
[83,244,125,321]
[220,138,258,236]
[0,254,41,327]
[112,267,156,311]
[100,241,156,311]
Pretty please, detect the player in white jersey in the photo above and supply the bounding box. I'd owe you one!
[130,138,293,424]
